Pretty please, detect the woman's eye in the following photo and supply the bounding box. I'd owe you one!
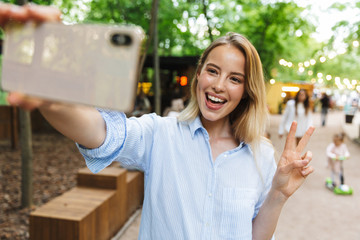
[207,68,217,74]
[231,77,243,83]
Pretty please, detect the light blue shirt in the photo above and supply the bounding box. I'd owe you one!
[78,109,276,240]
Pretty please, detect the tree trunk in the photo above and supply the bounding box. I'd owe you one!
[19,109,33,208]
[16,0,33,209]
[152,0,161,115]
[137,0,161,115]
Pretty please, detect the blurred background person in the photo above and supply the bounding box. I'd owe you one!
[163,97,184,117]
[320,92,331,127]
[278,88,313,144]
[131,87,151,117]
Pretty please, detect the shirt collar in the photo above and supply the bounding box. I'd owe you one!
[187,116,247,150]
[188,115,205,139]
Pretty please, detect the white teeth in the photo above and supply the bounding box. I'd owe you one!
[208,95,225,103]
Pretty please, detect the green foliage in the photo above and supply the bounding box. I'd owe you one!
[205,0,315,80]
[5,0,355,86]
[0,56,9,106]
[329,2,348,11]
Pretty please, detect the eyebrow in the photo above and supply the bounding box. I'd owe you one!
[206,63,245,78]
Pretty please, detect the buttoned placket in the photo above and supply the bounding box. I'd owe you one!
[201,130,217,240]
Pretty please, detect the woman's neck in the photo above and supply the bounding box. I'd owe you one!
[201,116,233,139]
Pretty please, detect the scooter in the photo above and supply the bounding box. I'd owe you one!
[325,157,353,195]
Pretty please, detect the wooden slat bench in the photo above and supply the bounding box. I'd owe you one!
[30,167,144,240]
[126,171,144,218]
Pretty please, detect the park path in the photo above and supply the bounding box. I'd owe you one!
[273,111,360,240]
[118,110,360,240]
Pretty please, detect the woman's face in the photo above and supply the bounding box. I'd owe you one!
[334,137,342,146]
[298,90,307,102]
[196,44,246,124]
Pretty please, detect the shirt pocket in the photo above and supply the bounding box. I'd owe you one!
[220,188,257,239]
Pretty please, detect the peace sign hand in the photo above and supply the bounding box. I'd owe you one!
[272,121,315,200]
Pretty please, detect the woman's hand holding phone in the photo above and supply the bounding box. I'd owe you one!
[1,3,61,111]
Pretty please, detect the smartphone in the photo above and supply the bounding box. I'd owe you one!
[1,22,145,112]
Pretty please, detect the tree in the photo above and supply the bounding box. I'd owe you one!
[13,0,34,209]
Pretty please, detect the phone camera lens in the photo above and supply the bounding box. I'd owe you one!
[111,33,132,46]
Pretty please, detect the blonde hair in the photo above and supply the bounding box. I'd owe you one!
[178,32,268,146]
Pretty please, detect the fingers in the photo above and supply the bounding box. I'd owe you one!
[296,126,315,153]
[301,166,314,177]
[0,3,61,27]
[26,4,61,22]
[284,121,297,150]
[300,151,313,177]
[0,3,28,26]
[301,151,312,162]
[279,159,314,178]
[7,92,46,111]
[280,151,314,177]
[280,158,309,174]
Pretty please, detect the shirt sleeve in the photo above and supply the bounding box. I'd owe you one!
[253,143,277,218]
[252,143,277,239]
[77,109,158,173]
[326,143,336,159]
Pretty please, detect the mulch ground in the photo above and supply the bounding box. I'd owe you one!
[0,132,86,240]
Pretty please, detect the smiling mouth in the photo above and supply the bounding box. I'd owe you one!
[206,93,226,104]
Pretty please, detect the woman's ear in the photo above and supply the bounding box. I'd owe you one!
[196,68,201,80]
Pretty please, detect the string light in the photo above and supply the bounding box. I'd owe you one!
[276,40,360,92]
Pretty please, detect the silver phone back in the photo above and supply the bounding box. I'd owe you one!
[2,22,145,112]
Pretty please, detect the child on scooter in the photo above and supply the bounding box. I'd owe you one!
[326,133,350,189]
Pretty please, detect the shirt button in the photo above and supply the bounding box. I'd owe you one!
[224,154,227,157]
[208,193,212,197]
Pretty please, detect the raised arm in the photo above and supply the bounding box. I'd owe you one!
[252,121,315,240]
[2,4,106,149]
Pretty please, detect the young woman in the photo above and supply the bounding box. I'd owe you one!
[279,88,313,145]
[2,3,314,239]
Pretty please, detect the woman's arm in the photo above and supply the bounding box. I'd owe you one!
[8,93,106,149]
[253,122,315,239]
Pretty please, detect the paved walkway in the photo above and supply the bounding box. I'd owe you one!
[117,110,360,240]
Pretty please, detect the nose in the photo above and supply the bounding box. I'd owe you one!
[212,75,226,92]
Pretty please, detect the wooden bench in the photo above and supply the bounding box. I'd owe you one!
[30,167,144,240]
[126,171,144,218]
